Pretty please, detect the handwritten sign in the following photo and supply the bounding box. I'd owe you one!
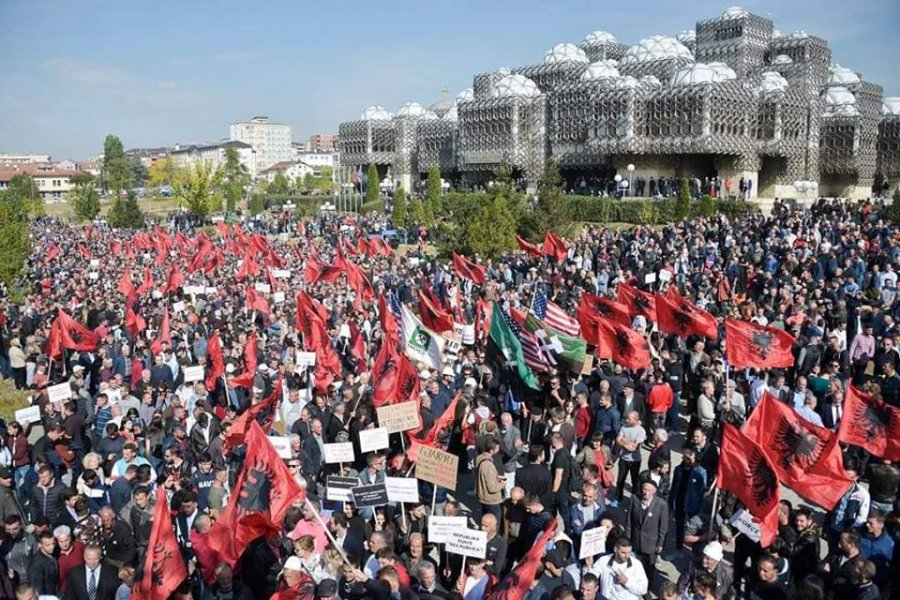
[445,528,487,559]
[47,383,72,404]
[323,442,355,464]
[416,446,458,490]
[268,436,292,459]
[359,427,390,453]
[296,351,317,367]
[376,401,420,433]
[183,285,204,296]
[183,366,205,383]
[272,269,291,279]
[579,526,610,559]
[90,259,100,267]
[385,477,420,503]
[326,476,359,502]
[254,283,271,294]
[14,406,41,426]
[428,516,467,543]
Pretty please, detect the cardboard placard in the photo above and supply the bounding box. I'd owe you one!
[254,282,271,294]
[658,270,672,283]
[351,483,389,508]
[445,528,487,559]
[296,351,317,367]
[729,509,761,543]
[273,292,286,304]
[47,382,72,404]
[89,272,99,280]
[323,442,355,464]
[415,446,458,490]
[183,366,205,383]
[376,401,420,433]
[359,427,390,453]
[268,436,292,459]
[579,526,610,559]
[173,300,186,313]
[326,476,359,502]
[183,285,204,296]
[272,269,291,279]
[580,354,594,376]
[428,516,467,543]
[14,405,41,425]
[644,272,657,285]
[385,477,420,503]
[89,259,100,267]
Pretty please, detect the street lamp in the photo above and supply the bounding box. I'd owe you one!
[627,164,635,198]
[614,174,622,198]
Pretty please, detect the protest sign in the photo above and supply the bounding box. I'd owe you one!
[90,259,100,267]
[273,292,285,304]
[658,270,672,283]
[644,272,657,285]
[296,351,317,367]
[183,366,205,383]
[416,446,458,490]
[385,477,419,503]
[89,272,99,280]
[254,282,271,294]
[47,383,72,404]
[376,401,420,433]
[323,442,355,464]
[268,436,292,459]
[272,269,291,279]
[351,483,389,508]
[445,529,487,559]
[205,287,218,295]
[326,476,359,502]
[359,427,390,453]
[579,526,610,559]
[429,516,467,543]
[173,301,186,313]
[14,406,41,426]
[729,509,761,543]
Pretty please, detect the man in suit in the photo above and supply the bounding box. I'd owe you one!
[65,545,119,600]
[819,389,844,430]
[626,479,668,588]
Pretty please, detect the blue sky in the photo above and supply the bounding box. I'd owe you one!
[1,0,898,160]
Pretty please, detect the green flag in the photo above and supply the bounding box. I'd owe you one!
[521,311,587,372]
[488,302,541,391]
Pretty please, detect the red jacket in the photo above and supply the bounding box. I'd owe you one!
[646,383,674,413]
[575,405,592,440]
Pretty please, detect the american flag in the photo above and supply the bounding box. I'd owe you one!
[502,306,552,373]
[532,291,581,337]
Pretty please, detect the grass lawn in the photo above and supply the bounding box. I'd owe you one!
[44,196,183,220]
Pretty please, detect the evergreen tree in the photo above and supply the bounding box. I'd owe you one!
[699,194,716,217]
[107,190,145,229]
[70,184,101,222]
[222,146,250,212]
[102,134,132,194]
[391,187,408,229]
[426,166,442,216]
[535,159,572,234]
[409,198,426,225]
[0,177,36,286]
[464,193,516,259]
[365,164,380,203]
[675,177,692,220]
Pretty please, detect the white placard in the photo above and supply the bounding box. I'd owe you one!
[385,477,419,503]
[339,324,351,339]
[323,442,355,464]
[14,406,41,425]
[205,287,217,295]
[644,272,657,285]
[268,436,292,459]
[658,270,672,283]
[89,272,99,280]
[173,301,186,313]
[579,526,610,559]
[296,351,317,367]
[428,516,467,543]
[407,257,420,268]
[183,366,205,383]
[729,509,761,543]
[254,282,271,294]
[445,528,487,559]
[183,285,204,296]
[142,253,152,261]
[273,292,285,304]
[272,269,291,279]
[89,259,100,267]
[359,427,390,453]
[47,382,72,404]
[151,290,162,299]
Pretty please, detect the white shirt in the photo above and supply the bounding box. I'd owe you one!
[591,554,648,600]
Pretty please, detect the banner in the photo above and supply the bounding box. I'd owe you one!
[183,366,205,383]
[401,304,445,369]
[359,427,390,453]
[428,516,467,543]
[326,476,359,502]
[445,528,487,559]
[296,351,317,367]
[578,526,610,559]
[385,477,419,503]
[267,436,292,459]
[415,446,458,490]
[14,406,40,426]
[323,442,355,464]
[351,483,389,508]
[376,401,421,433]
[47,383,72,404]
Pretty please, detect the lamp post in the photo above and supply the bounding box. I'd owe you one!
[627,163,635,198]
[614,174,622,198]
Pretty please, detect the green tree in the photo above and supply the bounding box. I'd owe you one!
[249,193,266,216]
[391,187,408,229]
[107,190,145,229]
[698,194,716,217]
[173,161,224,219]
[463,194,516,259]
[70,184,101,222]
[365,164,380,203]
[534,159,572,234]
[222,147,250,212]
[268,172,291,196]
[675,178,692,220]
[69,171,96,187]
[318,167,335,193]
[426,166,442,216]
[130,156,149,188]
[3,174,43,218]
[148,156,175,188]
[409,198,426,225]
[102,134,132,194]
[0,179,35,286]
[302,172,315,193]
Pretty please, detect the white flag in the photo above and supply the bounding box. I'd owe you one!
[400,304,445,369]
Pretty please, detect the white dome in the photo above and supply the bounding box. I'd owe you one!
[583,30,618,45]
[790,30,809,39]
[672,63,719,86]
[497,67,512,76]
[722,6,750,19]
[829,105,860,117]
[824,86,857,107]
[360,105,393,120]
[613,75,641,89]
[621,36,694,65]
[676,30,696,44]
[396,102,427,118]
[581,61,621,81]
[883,97,900,116]
[544,43,589,65]
[707,62,737,82]
[639,75,662,87]
[456,88,474,103]
[442,104,458,121]
[428,97,454,116]
[772,29,784,39]
[827,66,861,87]
[759,71,789,96]
[490,74,541,98]
[420,110,439,120]
[772,54,793,66]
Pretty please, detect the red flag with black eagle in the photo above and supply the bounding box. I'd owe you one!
[204,332,225,392]
[162,264,185,295]
[150,307,171,356]
[225,375,283,448]
[484,520,558,600]
[131,488,187,600]
[46,243,61,261]
[117,268,135,297]
[407,392,461,461]
[230,331,258,389]
[208,421,303,563]
[125,295,146,338]
[592,317,651,371]
[245,286,270,315]
[348,321,368,374]
[743,392,852,509]
[725,318,795,368]
[379,295,399,344]
[45,311,101,360]
[656,288,718,340]
[418,289,454,333]
[839,386,900,461]
[542,231,567,263]
[137,265,155,297]
[579,293,633,328]
[516,234,542,258]
[718,424,780,547]
[616,282,657,323]
[452,253,486,285]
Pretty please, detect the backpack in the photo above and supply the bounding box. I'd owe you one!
[567,453,584,494]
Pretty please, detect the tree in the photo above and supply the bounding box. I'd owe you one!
[222,147,250,212]
[426,166,442,217]
[391,187,408,229]
[302,172,315,193]
[148,156,175,188]
[173,161,223,220]
[0,178,36,286]
[267,172,291,196]
[675,177,692,220]
[69,171,95,187]
[130,156,149,188]
[534,159,572,234]
[3,174,43,218]
[408,198,426,225]
[365,164,380,203]
[463,194,516,259]
[107,190,145,229]
[699,194,716,217]
[70,184,101,222]
[248,193,266,216]
[102,134,132,194]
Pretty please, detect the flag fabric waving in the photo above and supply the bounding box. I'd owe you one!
[149,307,170,356]
[542,231,568,263]
[400,304,445,370]
[656,288,718,340]
[131,488,187,600]
[616,282,657,323]
[510,307,587,373]
[743,393,852,509]
[718,424,781,548]
[417,289,454,333]
[484,520,557,600]
[595,318,651,371]
[487,302,541,391]
[204,332,224,392]
[229,331,258,389]
[452,253,486,285]
[516,234,543,257]
[225,375,284,448]
[579,293,632,328]
[532,291,580,337]
[839,386,900,461]
[725,318,795,368]
[46,311,101,360]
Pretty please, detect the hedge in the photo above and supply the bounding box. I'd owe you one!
[566,196,760,224]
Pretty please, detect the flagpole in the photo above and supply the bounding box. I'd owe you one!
[431,484,438,516]
[303,497,352,567]
[708,478,720,542]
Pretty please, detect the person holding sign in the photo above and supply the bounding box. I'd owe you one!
[454,557,492,600]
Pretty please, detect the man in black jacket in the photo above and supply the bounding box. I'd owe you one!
[626,480,668,587]
[789,507,821,583]
[65,545,119,600]
[515,445,552,508]
[27,532,59,596]
[98,506,136,567]
[31,466,66,525]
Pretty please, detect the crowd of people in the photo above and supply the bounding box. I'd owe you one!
[0,196,897,600]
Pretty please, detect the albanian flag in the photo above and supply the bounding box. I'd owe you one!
[125,296,146,338]
[656,288,718,341]
[485,520,557,600]
[595,318,651,371]
[839,386,900,461]
[516,234,542,258]
[117,268,135,297]
[743,393,852,509]
[616,282,657,323]
[46,311,101,360]
[230,331,258,389]
[408,393,462,462]
[162,264,185,295]
[131,488,187,600]
[204,332,225,392]
[208,421,303,563]
[725,318,795,368]
[149,307,170,356]
[542,231,568,263]
[225,375,283,448]
[718,424,780,548]
[418,289,454,333]
[348,321,368,374]
[452,253,486,285]
[579,293,632,328]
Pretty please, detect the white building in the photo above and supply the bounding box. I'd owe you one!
[0,153,51,165]
[229,116,293,172]
[259,160,317,184]
[170,141,257,178]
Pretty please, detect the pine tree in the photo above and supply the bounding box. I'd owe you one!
[426,166,442,217]
[675,178,692,220]
[535,159,571,233]
[107,190,145,229]
[365,164,380,203]
[464,194,516,259]
[391,187,408,229]
[409,198,426,225]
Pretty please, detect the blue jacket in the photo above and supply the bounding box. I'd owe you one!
[570,501,605,536]
[669,464,707,517]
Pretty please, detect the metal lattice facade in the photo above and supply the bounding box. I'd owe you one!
[338,7,899,194]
